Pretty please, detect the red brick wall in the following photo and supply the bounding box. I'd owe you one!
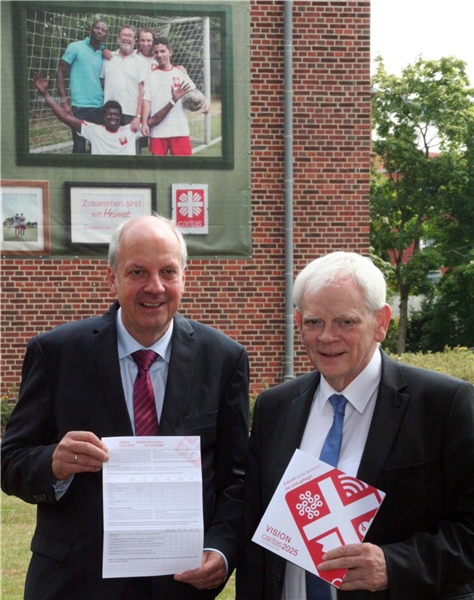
[1,1,371,398]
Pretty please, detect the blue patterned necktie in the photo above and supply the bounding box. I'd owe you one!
[306,394,348,600]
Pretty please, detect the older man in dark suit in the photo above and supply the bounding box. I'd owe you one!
[1,215,249,600]
[237,251,474,600]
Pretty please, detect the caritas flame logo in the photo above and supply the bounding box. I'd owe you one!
[176,189,205,228]
[285,470,384,588]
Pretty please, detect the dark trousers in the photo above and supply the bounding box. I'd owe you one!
[120,578,152,600]
[71,106,103,153]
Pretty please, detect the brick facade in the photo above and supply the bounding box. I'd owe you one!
[1,1,371,398]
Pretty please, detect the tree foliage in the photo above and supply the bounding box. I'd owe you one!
[410,255,474,351]
[427,117,474,268]
[371,55,474,353]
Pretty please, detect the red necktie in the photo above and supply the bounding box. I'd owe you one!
[131,350,159,436]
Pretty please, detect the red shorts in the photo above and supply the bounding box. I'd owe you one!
[149,136,192,156]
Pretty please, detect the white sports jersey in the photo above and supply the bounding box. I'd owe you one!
[135,49,158,71]
[80,122,142,155]
[143,66,194,138]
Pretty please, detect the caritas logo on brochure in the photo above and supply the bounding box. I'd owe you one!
[286,469,384,586]
[252,449,385,589]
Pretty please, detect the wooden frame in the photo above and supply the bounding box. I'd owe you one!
[13,1,234,169]
[1,180,51,256]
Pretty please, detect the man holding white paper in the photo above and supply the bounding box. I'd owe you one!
[237,251,474,599]
[1,215,249,600]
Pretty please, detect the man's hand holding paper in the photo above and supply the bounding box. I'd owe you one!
[174,549,227,590]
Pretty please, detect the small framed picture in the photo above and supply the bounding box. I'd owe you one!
[1,180,51,256]
[66,182,156,246]
[172,183,209,234]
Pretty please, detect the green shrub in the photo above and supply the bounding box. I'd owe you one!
[249,381,269,427]
[388,346,474,384]
[1,390,17,437]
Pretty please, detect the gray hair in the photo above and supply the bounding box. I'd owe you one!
[119,25,136,36]
[293,251,386,313]
[108,214,187,272]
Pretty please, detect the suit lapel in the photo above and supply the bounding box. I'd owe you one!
[265,374,320,587]
[90,303,133,435]
[357,352,410,485]
[270,372,320,489]
[159,314,195,434]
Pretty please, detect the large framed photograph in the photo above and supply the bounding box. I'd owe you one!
[66,182,156,246]
[1,180,51,256]
[13,1,234,169]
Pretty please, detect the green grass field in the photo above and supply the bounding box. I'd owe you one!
[2,229,38,244]
[1,492,36,599]
[1,492,235,599]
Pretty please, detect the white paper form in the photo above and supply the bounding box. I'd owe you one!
[102,436,203,579]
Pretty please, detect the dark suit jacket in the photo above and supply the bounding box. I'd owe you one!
[236,351,474,600]
[1,303,249,600]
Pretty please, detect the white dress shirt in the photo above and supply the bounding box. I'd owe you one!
[282,349,383,600]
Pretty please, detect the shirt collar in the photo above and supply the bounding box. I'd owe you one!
[113,49,137,58]
[85,36,105,52]
[318,347,382,414]
[116,307,173,364]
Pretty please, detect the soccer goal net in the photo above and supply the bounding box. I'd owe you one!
[26,9,221,154]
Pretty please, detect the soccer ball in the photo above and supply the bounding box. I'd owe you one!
[182,89,205,112]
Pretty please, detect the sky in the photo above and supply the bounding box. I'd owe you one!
[371,0,474,85]
[2,193,38,223]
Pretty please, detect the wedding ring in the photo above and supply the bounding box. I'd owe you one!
[74,453,78,463]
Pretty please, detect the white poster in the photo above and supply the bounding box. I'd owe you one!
[70,186,153,244]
